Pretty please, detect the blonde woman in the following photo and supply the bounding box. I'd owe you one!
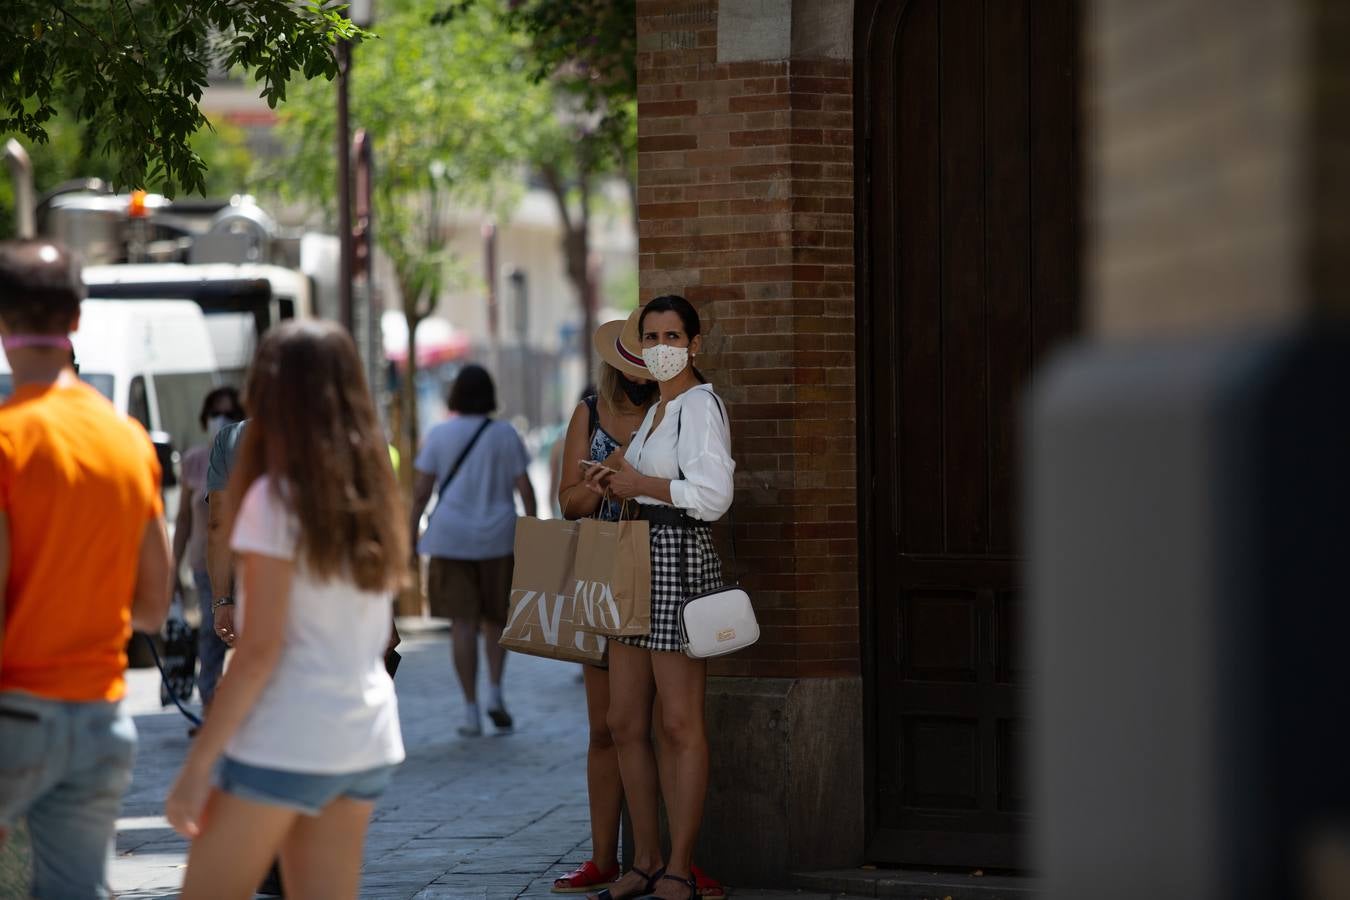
[551,313,653,893]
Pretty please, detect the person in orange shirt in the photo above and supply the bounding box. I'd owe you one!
[0,240,171,899]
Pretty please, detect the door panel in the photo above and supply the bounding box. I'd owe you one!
[857,0,1081,868]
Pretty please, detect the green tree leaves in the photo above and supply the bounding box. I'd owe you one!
[0,0,367,195]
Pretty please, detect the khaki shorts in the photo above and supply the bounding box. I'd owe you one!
[427,556,514,625]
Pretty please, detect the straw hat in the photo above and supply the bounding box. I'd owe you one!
[593,308,648,379]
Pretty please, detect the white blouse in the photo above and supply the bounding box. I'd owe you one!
[625,383,735,522]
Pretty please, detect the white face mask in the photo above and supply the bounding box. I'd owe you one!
[207,415,232,437]
[641,344,689,382]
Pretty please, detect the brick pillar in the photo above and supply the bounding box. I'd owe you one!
[636,0,861,883]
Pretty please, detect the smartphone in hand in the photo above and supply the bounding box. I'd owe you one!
[578,459,617,475]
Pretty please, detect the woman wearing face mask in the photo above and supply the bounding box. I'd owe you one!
[580,296,734,900]
[172,386,246,730]
[551,310,728,899]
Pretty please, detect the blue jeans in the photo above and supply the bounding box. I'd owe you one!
[0,691,136,899]
[194,568,228,704]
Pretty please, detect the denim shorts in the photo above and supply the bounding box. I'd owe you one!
[217,758,398,817]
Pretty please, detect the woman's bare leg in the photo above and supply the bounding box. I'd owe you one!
[590,641,661,900]
[582,664,622,873]
[277,796,375,900]
[481,619,508,697]
[451,613,480,705]
[651,650,708,895]
[180,790,297,899]
[654,694,675,806]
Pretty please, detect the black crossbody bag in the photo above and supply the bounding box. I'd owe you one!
[433,418,494,517]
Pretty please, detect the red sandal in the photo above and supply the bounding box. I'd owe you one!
[691,865,726,899]
[553,860,621,894]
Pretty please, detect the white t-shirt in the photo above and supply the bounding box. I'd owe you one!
[414,416,530,560]
[625,384,735,522]
[226,476,405,774]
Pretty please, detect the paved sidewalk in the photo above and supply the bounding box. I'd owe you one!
[100,624,837,899]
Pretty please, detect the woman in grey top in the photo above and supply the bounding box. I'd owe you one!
[408,365,537,737]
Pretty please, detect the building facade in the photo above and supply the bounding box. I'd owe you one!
[638,0,1350,886]
[635,0,1080,881]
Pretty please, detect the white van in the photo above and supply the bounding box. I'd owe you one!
[0,298,221,456]
[82,262,313,387]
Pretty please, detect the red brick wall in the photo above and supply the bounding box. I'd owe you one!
[636,0,858,679]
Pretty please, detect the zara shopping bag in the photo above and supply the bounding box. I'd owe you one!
[571,515,651,637]
[499,517,607,664]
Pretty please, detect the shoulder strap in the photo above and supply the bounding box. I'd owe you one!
[583,394,599,441]
[672,388,739,585]
[436,418,493,500]
[674,387,727,480]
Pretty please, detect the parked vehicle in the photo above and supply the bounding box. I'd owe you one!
[0,298,220,454]
[83,262,313,386]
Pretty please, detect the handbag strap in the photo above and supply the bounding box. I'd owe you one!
[435,418,493,506]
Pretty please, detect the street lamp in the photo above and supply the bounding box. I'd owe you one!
[337,0,374,333]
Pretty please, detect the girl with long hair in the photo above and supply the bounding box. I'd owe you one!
[580,296,735,900]
[165,320,408,899]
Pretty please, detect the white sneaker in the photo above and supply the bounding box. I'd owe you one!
[457,722,482,737]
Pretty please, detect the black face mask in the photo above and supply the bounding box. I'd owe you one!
[619,375,657,406]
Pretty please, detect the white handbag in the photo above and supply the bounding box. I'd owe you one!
[670,393,760,659]
[679,585,760,659]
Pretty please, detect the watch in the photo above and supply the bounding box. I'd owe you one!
[212,596,235,610]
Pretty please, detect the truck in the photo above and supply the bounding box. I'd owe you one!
[4,138,336,387]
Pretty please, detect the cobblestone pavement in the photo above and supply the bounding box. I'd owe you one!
[93,622,836,900]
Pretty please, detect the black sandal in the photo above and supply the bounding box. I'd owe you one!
[593,866,664,900]
[637,873,698,900]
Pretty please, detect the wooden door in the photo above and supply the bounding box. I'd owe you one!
[855,0,1081,868]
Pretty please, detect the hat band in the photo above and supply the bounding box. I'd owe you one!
[615,335,646,369]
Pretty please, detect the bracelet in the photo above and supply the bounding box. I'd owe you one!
[212,597,235,610]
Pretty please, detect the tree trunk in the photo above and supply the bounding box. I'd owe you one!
[542,163,596,381]
[396,279,428,618]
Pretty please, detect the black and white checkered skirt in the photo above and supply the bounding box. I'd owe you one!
[617,523,724,653]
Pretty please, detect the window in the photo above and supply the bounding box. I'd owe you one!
[128,376,151,431]
[80,372,114,400]
[152,372,218,453]
[0,373,110,403]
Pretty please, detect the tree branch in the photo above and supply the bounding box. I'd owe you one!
[539,162,573,233]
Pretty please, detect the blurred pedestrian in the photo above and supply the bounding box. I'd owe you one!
[171,386,245,728]
[0,240,172,898]
[581,297,735,900]
[166,321,408,899]
[205,414,248,649]
[409,364,537,737]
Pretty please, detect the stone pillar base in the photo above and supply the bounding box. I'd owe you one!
[696,676,864,886]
